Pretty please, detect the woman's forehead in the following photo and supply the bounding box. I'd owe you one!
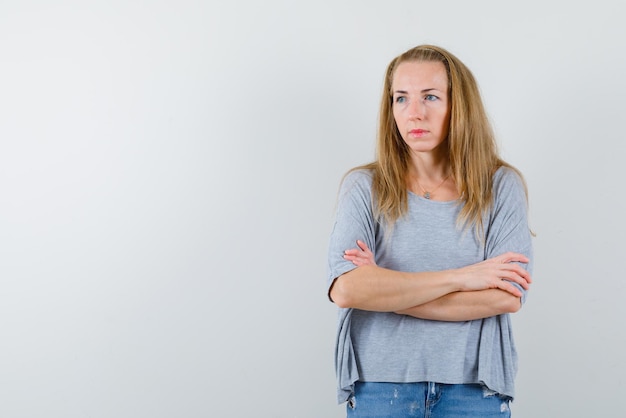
[392,61,448,91]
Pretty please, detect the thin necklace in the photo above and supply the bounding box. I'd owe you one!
[416,173,451,199]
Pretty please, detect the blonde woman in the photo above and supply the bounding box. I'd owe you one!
[327,45,533,417]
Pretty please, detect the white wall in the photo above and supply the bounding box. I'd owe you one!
[1,1,624,417]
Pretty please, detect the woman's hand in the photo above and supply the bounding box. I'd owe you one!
[453,252,532,297]
[343,240,376,266]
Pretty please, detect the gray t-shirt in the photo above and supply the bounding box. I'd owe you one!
[327,167,533,404]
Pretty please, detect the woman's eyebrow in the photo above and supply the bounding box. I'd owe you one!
[393,88,441,94]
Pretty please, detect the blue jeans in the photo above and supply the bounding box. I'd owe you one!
[346,382,512,417]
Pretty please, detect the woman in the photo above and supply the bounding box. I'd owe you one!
[327,45,533,417]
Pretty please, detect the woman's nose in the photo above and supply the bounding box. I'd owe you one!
[408,100,425,119]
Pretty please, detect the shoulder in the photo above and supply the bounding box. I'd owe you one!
[339,168,374,193]
[493,165,522,183]
[335,167,375,210]
[492,166,528,204]
[493,166,525,190]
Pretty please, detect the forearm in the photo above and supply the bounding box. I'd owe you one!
[329,265,460,312]
[396,289,522,321]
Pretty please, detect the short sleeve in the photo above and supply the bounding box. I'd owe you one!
[484,167,534,304]
[326,170,378,297]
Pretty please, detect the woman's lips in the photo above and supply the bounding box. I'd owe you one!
[409,129,428,137]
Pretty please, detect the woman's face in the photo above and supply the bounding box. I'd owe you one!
[391,60,451,156]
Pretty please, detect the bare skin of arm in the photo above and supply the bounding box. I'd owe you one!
[337,240,531,320]
[395,289,522,321]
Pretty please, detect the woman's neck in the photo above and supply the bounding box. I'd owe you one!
[407,151,450,182]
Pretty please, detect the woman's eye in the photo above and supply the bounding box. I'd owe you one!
[424,94,438,101]
[395,96,406,104]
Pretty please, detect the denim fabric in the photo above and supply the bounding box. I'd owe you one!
[346,382,512,418]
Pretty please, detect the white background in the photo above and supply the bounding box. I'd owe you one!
[1,1,625,417]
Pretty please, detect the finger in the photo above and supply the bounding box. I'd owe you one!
[343,252,368,260]
[497,280,523,297]
[356,240,370,252]
[499,264,532,286]
[345,251,370,263]
[498,252,529,264]
[343,254,360,266]
[345,256,370,267]
[499,269,531,290]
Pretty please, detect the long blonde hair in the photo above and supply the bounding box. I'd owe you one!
[354,44,526,235]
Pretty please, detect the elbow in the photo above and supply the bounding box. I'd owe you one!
[329,266,376,309]
[328,274,356,308]
[502,295,523,314]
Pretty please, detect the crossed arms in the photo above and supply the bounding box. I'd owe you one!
[329,240,532,322]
